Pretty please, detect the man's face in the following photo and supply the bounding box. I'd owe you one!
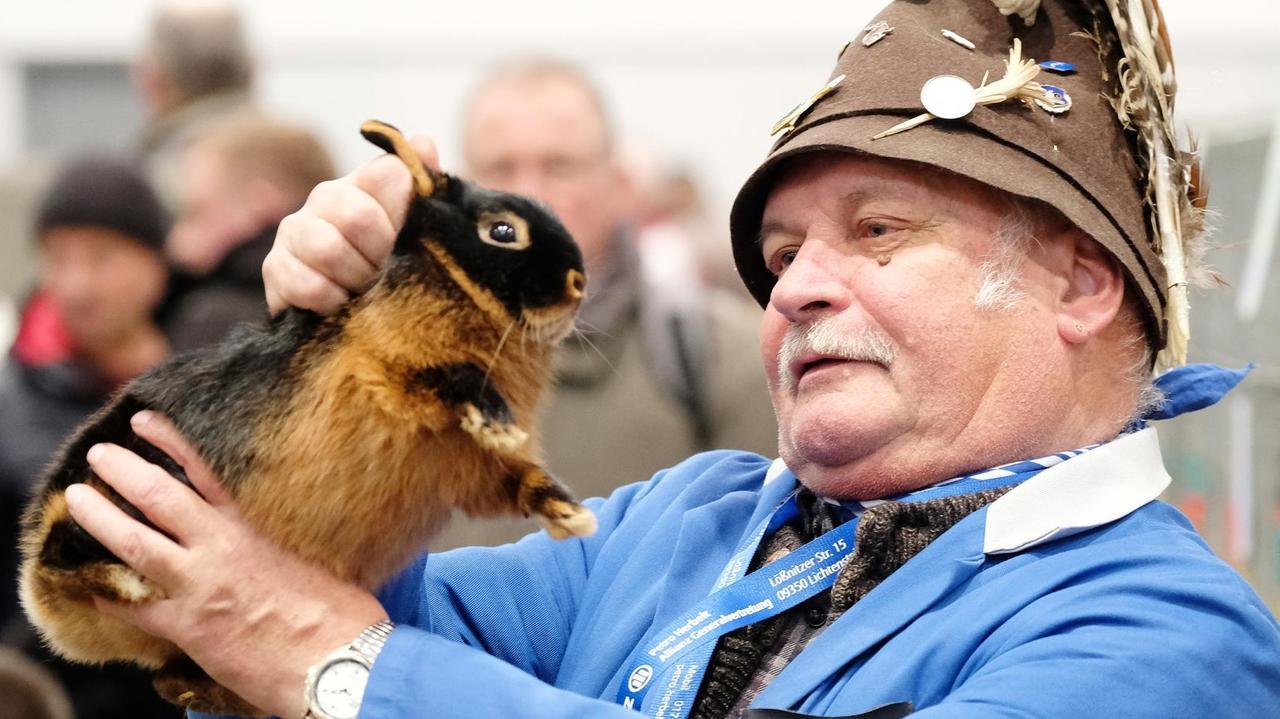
[40,226,168,350]
[757,154,1064,500]
[463,76,623,272]
[167,147,260,275]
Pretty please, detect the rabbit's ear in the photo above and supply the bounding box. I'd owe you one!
[360,119,446,198]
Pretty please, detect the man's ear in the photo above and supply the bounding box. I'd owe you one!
[1050,230,1126,344]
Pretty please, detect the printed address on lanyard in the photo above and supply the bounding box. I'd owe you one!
[769,536,849,601]
[645,534,851,665]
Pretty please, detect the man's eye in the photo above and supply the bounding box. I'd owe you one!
[543,157,580,178]
[866,222,891,237]
[767,247,799,276]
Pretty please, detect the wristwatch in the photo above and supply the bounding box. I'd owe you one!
[303,620,395,719]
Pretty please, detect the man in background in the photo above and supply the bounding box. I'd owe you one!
[435,58,777,548]
[160,117,334,353]
[0,157,178,719]
[622,144,749,299]
[133,0,257,212]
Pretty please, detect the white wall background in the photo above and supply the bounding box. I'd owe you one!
[1,0,1278,215]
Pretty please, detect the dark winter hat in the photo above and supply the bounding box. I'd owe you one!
[730,0,1203,369]
[36,156,171,253]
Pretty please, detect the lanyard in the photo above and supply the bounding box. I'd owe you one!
[616,447,1094,718]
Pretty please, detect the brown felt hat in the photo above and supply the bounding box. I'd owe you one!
[731,0,1197,354]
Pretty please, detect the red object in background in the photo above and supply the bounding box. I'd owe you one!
[10,290,74,366]
[1178,492,1207,532]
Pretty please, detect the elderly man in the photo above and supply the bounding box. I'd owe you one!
[54,1,1279,718]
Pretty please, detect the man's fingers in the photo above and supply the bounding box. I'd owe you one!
[408,134,442,170]
[347,153,413,233]
[320,184,397,272]
[285,211,381,293]
[131,412,234,507]
[85,443,215,542]
[94,594,173,638]
[64,483,186,588]
[263,131,440,318]
[261,241,350,315]
[352,134,440,231]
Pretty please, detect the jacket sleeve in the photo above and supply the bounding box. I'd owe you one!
[359,626,643,717]
[907,534,1280,719]
[356,475,667,718]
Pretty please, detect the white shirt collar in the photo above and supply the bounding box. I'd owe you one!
[983,427,1170,554]
[764,426,1170,555]
[763,457,790,485]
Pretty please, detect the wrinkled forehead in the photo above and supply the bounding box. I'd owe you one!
[463,75,611,162]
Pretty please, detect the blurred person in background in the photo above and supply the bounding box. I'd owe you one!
[159,117,335,353]
[133,0,257,212]
[0,157,179,719]
[434,58,777,549]
[622,144,749,299]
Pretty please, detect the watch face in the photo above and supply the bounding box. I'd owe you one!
[314,657,370,719]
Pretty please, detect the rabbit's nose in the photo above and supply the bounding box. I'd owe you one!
[566,270,587,301]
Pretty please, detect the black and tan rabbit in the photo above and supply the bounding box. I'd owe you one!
[19,120,596,716]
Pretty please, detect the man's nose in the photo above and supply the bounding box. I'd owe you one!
[768,241,851,323]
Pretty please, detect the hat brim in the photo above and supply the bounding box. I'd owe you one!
[729,111,1167,346]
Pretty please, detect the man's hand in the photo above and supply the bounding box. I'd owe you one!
[65,411,389,718]
[263,134,441,316]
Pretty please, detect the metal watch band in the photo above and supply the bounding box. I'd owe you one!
[350,620,395,665]
[302,620,397,719]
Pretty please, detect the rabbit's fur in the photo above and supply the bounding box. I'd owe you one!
[18,120,594,716]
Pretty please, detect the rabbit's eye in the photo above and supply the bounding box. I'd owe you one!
[489,222,518,244]
[477,211,531,250]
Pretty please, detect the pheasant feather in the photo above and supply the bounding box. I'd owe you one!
[1099,0,1205,369]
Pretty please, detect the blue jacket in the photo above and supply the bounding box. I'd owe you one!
[199,428,1280,718]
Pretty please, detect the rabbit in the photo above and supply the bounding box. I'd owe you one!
[18,119,596,716]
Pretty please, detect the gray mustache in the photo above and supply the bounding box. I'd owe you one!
[778,319,896,392]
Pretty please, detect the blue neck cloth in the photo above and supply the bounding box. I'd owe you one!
[1145,362,1253,421]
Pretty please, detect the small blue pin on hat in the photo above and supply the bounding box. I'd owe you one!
[1034,84,1072,114]
[1039,60,1076,74]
